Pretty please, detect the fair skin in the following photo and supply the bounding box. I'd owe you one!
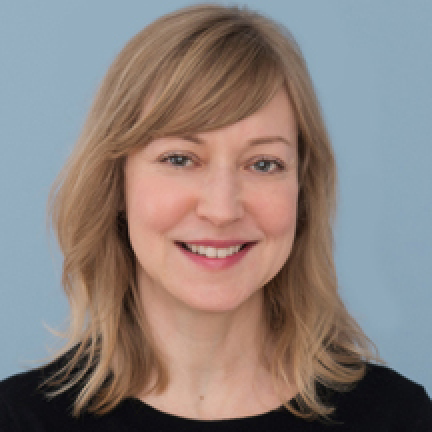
[125,88,299,420]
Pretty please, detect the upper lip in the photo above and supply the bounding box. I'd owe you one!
[177,240,256,248]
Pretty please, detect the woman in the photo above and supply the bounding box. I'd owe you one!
[0,4,430,430]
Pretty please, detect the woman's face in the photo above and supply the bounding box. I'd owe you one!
[125,89,298,313]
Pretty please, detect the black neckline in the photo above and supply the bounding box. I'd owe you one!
[125,396,291,423]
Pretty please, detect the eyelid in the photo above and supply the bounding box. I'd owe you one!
[159,151,198,165]
[249,155,285,165]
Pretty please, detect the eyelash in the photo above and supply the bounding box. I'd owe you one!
[159,152,286,173]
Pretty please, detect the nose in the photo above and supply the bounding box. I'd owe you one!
[195,164,244,226]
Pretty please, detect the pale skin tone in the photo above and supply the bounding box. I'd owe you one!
[125,89,299,420]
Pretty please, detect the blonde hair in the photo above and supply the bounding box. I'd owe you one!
[46,4,380,420]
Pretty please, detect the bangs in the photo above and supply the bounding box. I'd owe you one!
[114,18,285,152]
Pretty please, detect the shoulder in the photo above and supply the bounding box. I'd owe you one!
[331,363,432,430]
[0,354,119,432]
[0,363,79,431]
[352,363,430,405]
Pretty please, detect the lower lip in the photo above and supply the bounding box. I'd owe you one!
[176,243,256,270]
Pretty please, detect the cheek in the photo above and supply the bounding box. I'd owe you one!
[127,175,192,235]
[250,182,298,237]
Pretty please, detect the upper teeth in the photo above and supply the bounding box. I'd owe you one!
[185,243,243,258]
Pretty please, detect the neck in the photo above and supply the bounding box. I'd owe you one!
[142,282,266,383]
[136,279,289,419]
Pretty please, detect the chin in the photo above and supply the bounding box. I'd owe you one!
[178,287,263,315]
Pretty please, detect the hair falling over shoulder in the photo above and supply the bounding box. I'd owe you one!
[45,4,381,420]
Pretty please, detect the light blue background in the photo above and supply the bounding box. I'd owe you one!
[1,1,431,395]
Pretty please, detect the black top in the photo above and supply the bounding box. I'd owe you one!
[0,359,431,431]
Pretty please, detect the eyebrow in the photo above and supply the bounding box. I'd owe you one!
[181,135,294,147]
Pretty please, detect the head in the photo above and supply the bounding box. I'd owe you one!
[50,4,374,419]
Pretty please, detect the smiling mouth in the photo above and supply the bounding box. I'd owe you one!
[174,241,259,269]
[176,242,250,255]
[175,241,257,261]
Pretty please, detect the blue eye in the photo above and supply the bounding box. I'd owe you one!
[160,153,194,167]
[251,158,285,173]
